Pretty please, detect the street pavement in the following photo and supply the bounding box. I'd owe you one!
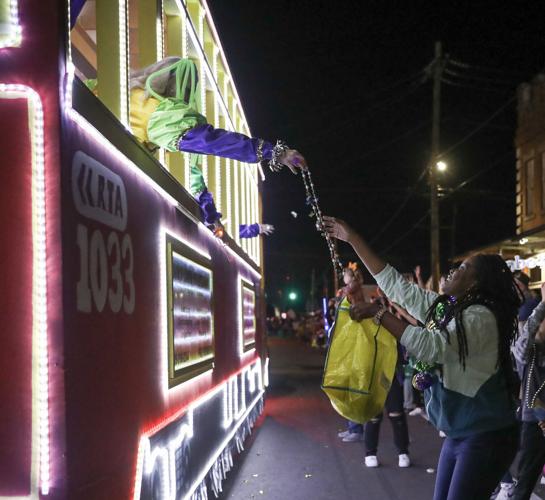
[219,337,442,500]
[219,337,545,500]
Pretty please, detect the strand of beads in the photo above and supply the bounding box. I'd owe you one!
[301,169,344,277]
[411,298,455,391]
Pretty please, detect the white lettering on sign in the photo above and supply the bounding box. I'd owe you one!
[72,151,128,231]
[506,254,545,271]
[76,224,135,314]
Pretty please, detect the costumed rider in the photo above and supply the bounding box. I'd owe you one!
[129,57,306,231]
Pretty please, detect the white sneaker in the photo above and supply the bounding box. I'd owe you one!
[398,454,411,468]
[495,482,515,500]
[365,455,379,467]
[439,431,447,438]
[408,407,423,417]
[342,432,363,442]
[338,430,351,439]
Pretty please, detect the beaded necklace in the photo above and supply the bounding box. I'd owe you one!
[412,298,455,391]
[301,170,344,277]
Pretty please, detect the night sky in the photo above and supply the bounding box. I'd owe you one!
[207,1,545,309]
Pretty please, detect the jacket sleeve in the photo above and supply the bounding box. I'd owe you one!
[178,124,273,163]
[239,224,260,238]
[400,305,496,366]
[373,264,439,325]
[513,302,545,364]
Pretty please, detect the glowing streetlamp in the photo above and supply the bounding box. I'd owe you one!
[436,161,447,172]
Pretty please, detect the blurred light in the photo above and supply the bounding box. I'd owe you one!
[436,161,447,172]
[519,238,529,245]
[281,312,287,319]
[288,292,297,301]
[322,297,329,331]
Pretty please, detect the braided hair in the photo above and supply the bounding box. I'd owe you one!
[424,254,522,390]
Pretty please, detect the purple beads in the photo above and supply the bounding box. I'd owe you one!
[412,371,434,391]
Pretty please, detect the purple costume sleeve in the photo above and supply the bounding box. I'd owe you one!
[239,224,260,239]
[197,189,222,225]
[178,124,273,163]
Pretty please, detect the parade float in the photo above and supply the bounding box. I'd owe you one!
[0,0,268,498]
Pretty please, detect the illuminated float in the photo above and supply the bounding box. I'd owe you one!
[0,0,268,498]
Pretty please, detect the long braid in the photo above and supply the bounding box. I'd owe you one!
[425,254,522,391]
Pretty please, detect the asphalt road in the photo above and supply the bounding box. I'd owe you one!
[219,337,445,500]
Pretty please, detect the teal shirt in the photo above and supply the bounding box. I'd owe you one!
[425,371,516,438]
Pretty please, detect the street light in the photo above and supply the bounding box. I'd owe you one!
[288,291,297,301]
[436,161,447,172]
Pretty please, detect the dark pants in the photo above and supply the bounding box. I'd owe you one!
[347,420,363,434]
[433,425,518,500]
[364,376,409,455]
[512,422,545,500]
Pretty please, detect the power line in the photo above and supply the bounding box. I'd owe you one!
[443,66,517,86]
[439,95,516,157]
[448,58,528,77]
[301,75,428,149]
[373,62,544,257]
[333,68,429,112]
[281,68,428,134]
[379,117,545,254]
[441,76,511,93]
[369,166,428,245]
[379,148,514,255]
[333,119,430,174]
[380,211,429,255]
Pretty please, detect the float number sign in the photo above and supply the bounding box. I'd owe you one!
[72,151,135,314]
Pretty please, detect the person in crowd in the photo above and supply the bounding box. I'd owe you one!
[391,303,426,417]
[492,272,542,498]
[361,292,412,467]
[323,216,521,499]
[508,283,545,500]
[336,263,366,442]
[362,364,411,467]
[514,271,540,329]
[414,265,426,289]
[337,421,364,443]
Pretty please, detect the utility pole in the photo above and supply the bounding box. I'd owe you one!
[429,41,443,291]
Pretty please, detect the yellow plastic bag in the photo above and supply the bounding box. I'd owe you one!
[322,298,398,423]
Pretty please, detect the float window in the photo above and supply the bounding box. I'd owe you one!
[70,0,129,125]
[240,280,256,352]
[166,234,214,387]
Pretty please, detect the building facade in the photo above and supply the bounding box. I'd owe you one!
[455,74,545,287]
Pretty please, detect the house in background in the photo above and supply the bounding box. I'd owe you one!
[454,74,545,287]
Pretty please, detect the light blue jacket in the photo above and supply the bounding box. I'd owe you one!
[374,264,516,438]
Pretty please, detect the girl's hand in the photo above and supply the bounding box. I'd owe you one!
[541,282,545,303]
[278,149,307,174]
[323,216,354,243]
[349,302,380,321]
